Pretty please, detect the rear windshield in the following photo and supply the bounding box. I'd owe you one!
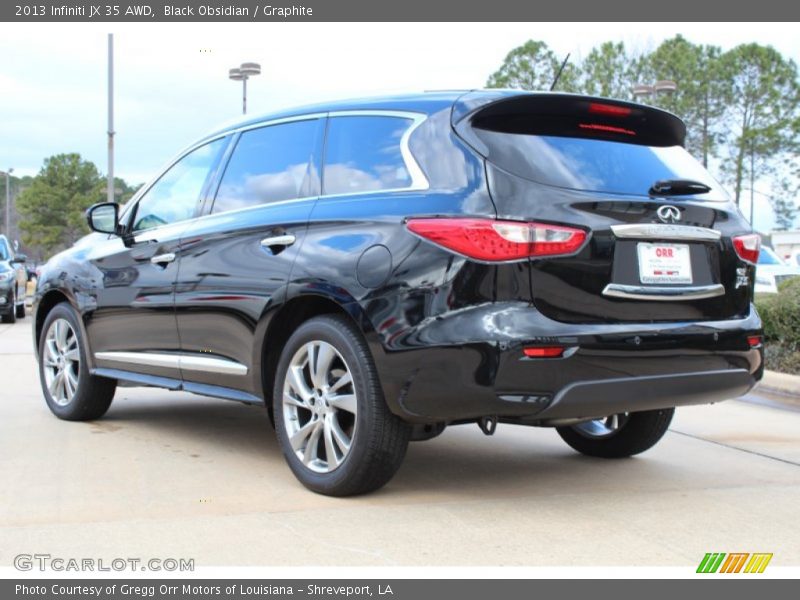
[473,128,723,198]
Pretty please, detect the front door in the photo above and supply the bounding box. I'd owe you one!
[88,136,229,380]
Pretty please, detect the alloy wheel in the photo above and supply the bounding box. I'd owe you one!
[42,318,81,406]
[281,340,357,473]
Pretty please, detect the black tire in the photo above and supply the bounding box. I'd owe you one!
[2,290,17,323]
[15,289,26,319]
[273,314,411,496]
[38,303,117,421]
[556,408,674,458]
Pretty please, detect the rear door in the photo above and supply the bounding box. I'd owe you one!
[174,116,324,396]
[456,94,753,324]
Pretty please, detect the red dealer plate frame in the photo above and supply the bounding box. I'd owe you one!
[636,242,693,285]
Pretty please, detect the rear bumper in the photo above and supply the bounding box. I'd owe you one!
[369,301,763,424]
[529,368,755,421]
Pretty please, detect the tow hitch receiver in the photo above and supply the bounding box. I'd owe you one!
[478,416,497,436]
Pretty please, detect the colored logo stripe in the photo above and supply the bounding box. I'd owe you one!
[697,553,725,573]
[720,553,749,573]
[697,552,773,573]
[744,553,773,573]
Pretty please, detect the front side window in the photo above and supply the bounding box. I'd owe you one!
[323,116,414,195]
[132,138,226,232]
[212,119,321,214]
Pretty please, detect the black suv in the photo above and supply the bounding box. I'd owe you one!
[1,234,28,323]
[33,91,763,495]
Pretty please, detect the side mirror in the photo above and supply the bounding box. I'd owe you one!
[86,202,120,235]
[10,254,26,264]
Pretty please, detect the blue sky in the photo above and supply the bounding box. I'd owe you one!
[1,22,799,231]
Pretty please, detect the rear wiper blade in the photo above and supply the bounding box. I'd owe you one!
[648,179,712,197]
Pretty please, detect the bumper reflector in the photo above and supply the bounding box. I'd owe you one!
[747,335,763,348]
[523,346,565,358]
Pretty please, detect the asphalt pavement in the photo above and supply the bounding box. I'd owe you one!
[1,318,799,567]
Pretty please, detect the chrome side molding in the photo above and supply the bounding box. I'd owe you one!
[94,351,248,376]
[602,283,726,301]
[610,224,721,242]
[180,355,248,375]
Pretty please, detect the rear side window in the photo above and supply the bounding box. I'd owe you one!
[213,119,321,214]
[467,96,722,199]
[323,116,413,195]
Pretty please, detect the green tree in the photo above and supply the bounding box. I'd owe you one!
[642,36,726,167]
[769,179,799,230]
[718,44,800,207]
[16,153,104,256]
[486,40,579,92]
[92,176,142,206]
[577,41,637,100]
[115,178,143,203]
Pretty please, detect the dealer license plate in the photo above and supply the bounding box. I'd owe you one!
[637,243,692,284]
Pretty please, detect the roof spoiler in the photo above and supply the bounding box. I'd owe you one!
[452,91,686,149]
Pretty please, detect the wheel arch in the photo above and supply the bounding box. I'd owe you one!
[34,289,87,360]
[256,292,380,413]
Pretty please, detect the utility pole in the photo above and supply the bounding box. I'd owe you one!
[749,146,755,228]
[3,168,13,238]
[107,33,115,204]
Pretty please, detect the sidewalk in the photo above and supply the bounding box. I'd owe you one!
[757,370,800,406]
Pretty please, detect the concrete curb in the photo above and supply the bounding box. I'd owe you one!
[756,370,800,405]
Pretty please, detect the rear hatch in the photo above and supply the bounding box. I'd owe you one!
[454,92,753,324]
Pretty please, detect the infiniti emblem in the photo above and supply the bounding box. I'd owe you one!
[657,205,681,223]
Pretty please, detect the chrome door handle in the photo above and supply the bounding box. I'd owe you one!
[260,234,296,248]
[150,252,176,266]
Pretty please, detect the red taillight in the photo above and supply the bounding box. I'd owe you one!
[579,123,636,136]
[406,218,587,262]
[747,335,763,348]
[733,234,761,265]
[523,346,565,358]
[588,102,632,117]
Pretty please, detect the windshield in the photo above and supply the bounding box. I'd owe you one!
[758,247,784,265]
[0,240,9,261]
[474,129,724,198]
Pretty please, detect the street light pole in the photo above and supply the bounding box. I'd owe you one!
[632,80,678,101]
[229,62,261,115]
[749,147,755,227]
[3,168,13,238]
[107,33,115,205]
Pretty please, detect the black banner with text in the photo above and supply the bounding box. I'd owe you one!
[3,0,800,22]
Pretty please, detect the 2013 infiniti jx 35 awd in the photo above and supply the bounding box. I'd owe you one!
[33,91,763,495]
